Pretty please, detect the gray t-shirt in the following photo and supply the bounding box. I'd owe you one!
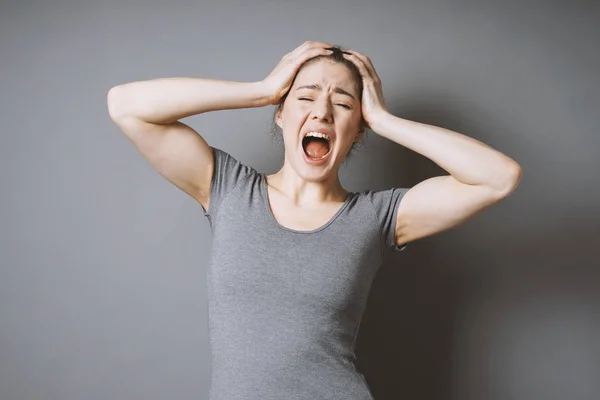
[201,147,410,400]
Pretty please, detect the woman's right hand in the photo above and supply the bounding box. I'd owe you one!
[261,41,333,105]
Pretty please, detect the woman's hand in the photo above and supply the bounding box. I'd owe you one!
[261,41,333,105]
[342,49,388,128]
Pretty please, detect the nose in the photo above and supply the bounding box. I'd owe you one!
[311,97,333,122]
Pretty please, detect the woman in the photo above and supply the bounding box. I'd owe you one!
[108,41,521,399]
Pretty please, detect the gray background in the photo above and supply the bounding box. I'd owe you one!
[1,1,599,399]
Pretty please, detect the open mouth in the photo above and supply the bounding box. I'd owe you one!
[302,131,331,161]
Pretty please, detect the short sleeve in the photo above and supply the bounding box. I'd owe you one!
[364,187,411,252]
[202,146,254,226]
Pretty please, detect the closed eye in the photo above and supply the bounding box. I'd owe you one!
[298,98,351,109]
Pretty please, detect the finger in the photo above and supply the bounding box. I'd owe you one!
[343,57,381,88]
[342,51,371,80]
[343,50,379,82]
[283,42,331,65]
[293,41,332,56]
[305,40,334,49]
[297,46,333,65]
[343,49,371,68]
[291,41,334,64]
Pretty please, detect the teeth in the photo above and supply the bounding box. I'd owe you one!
[305,131,330,141]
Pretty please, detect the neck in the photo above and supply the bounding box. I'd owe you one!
[266,162,348,205]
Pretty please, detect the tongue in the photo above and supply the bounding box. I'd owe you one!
[305,141,329,159]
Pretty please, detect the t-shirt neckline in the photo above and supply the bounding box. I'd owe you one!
[259,173,353,234]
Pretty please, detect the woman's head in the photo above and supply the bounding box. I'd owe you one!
[271,45,367,179]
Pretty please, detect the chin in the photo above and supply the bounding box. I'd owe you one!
[297,156,337,182]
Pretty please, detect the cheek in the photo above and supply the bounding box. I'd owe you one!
[340,109,362,127]
[352,109,364,126]
[284,106,309,126]
[280,110,306,139]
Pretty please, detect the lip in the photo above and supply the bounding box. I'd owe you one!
[299,128,333,166]
[301,127,335,142]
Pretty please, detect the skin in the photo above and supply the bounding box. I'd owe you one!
[268,59,365,207]
[262,41,521,246]
[109,40,521,247]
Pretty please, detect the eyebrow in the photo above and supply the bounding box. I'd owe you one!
[295,84,356,100]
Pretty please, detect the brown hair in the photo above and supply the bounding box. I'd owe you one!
[270,45,368,162]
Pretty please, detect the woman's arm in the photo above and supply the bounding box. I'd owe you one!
[107,78,271,208]
[107,78,271,123]
[342,49,522,247]
[372,112,521,247]
[370,113,521,194]
[106,41,334,208]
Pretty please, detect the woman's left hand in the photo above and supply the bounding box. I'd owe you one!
[342,49,388,128]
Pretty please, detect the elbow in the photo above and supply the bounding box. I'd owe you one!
[497,162,523,198]
[107,85,129,121]
[107,86,121,120]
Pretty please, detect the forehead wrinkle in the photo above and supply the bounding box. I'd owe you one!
[295,83,356,101]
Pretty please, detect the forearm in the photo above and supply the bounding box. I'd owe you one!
[371,111,521,193]
[107,77,271,124]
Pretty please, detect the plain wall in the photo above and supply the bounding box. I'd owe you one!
[1,1,598,399]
